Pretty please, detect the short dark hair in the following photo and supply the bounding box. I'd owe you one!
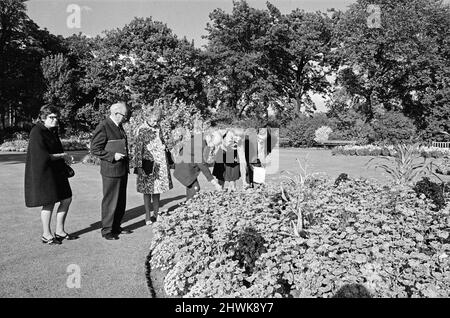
[39,105,60,121]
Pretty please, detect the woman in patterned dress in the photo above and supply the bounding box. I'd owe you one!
[134,109,173,225]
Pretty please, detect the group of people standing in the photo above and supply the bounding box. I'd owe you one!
[24,102,275,244]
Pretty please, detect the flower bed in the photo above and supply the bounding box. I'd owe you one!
[148,177,450,298]
[436,157,450,175]
[332,145,450,158]
[0,138,89,152]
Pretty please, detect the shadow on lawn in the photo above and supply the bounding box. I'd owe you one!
[70,194,185,237]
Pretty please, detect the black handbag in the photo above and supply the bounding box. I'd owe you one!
[166,150,175,169]
[142,159,155,175]
[63,164,75,178]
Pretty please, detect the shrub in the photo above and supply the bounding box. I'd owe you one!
[0,139,28,152]
[371,111,417,145]
[314,126,333,144]
[413,177,446,211]
[436,157,450,175]
[223,227,267,275]
[149,177,450,298]
[285,114,330,147]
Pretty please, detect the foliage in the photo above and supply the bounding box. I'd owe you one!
[0,137,88,152]
[371,111,417,145]
[367,144,440,186]
[332,145,450,159]
[334,173,349,186]
[74,17,208,130]
[0,0,66,128]
[435,157,450,175]
[223,227,267,275]
[285,113,330,147]
[314,126,333,143]
[41,53,77,128]
[205,1,337,120]
[413,177,447,212]
[326,88,376,145]
[123,98,206,167]
[150,176,450,298]
[335,0,450,137]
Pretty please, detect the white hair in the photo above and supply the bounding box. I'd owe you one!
[110,102,127,114]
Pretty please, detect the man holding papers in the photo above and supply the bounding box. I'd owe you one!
[91,102,131,240]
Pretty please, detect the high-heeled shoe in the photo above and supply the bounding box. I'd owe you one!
[41,236,61,245]
[55,232,78,241]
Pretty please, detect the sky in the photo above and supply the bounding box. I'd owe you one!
[26,0,355,49]
[26,0,358,112]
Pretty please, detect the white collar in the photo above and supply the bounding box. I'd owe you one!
[109,115,120,127]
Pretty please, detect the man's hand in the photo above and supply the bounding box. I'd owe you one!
[114,153,126,161]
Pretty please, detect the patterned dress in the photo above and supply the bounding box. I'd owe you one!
[135,124,173,194]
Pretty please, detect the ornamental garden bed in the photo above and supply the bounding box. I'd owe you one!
[0,138,89,152]
[147,177,450,298]
[332,145,450,159]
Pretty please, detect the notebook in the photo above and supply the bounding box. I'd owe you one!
[105,139,127,155]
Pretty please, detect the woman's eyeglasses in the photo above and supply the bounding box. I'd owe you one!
[47,116,58,120]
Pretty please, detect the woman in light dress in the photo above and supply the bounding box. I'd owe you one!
[134,109,173,225]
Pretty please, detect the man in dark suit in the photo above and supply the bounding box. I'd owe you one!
[91,102,132,240]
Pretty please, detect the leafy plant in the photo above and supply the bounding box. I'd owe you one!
[413,177,447,211]
[224,227,267,275]
[367,144,440,185]
[280,156,315,237]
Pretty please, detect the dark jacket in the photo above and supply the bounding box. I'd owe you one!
[90,117,129,177]
[24,123,72,207]
[173,135,214,187]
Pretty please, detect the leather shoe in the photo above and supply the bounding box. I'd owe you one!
[104,233,119,240]
[114,228,133,235]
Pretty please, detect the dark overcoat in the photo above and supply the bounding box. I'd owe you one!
[24,123,72,207]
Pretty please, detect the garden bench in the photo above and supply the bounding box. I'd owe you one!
[318,140,357,147]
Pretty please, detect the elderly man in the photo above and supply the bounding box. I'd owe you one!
[91,102,132,240]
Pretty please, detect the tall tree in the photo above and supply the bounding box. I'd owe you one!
[263,4,338,115]
[204,0,273,120]
[0,0,65,128]
[77,17,207,129]
[335,0,450,139]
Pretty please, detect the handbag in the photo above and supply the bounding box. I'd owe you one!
[142,159,155,175]
[63,163,75,178]
[166,150,175,169]
[252,166,266,184]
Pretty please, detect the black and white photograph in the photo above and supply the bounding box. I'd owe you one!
[0,0,449,304]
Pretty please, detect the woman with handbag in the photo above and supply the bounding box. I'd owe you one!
[24,105,76,245]
[134,108,173,225]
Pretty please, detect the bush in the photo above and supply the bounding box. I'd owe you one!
[436,157,450,175]
[413,177,446,211]
[314,126,332,144]
[0,137,89,152]
[0,139,28,152]
[285,114,330,147]
[328,109,375,145]
[371,111,417,145]
[149,177,450,298]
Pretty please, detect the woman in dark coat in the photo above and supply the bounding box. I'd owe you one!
[25,105,75,245]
